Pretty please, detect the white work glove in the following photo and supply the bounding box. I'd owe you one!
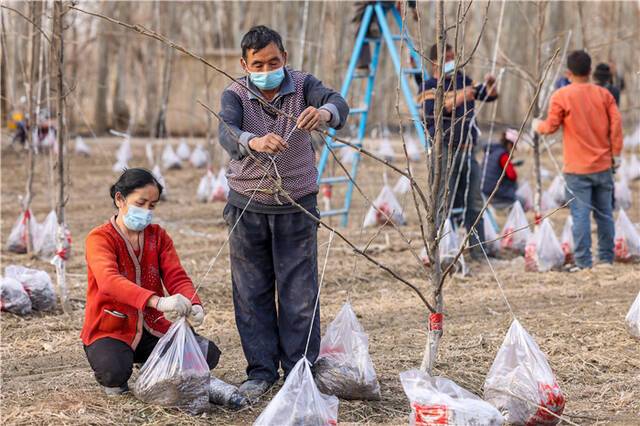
[531,118,543,134]
[613,156,621,170]
[189,304,205,327]
[156,294,192,317]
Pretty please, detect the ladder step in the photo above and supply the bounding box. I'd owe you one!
[363,37,381,43]
[391,34,409,41]
[349,107,369,115]
[319,176,350,184]
[320,208,349,217]
[403,68,422,74]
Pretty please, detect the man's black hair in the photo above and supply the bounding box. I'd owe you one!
[593,63,612,84]
[567,50,591,77]
[429,43,453,61]
[241,25,286,60]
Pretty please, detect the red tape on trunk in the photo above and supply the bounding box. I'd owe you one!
[429,313,443,332]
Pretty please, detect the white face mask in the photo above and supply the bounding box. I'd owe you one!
[443,60,456,75]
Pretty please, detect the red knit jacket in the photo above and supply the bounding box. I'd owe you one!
[80,217,202,348]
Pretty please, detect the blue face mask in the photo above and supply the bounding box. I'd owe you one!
[249,67,285,90]
[123,205,153,231]
[443,60,456,75]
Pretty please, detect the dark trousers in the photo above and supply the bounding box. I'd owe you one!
[84,329,220,388]
[448,149,485,249]
[224,204,320,383]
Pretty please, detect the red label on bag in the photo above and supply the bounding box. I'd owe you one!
[614,237,629,261]
[501,227,514,249]
[525,381,566,426]
[429,313,443,331]
[321,184,332,199]
[413,403,449,425]
[524,242,538,272]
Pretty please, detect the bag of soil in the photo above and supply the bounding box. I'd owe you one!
[363,185,405,228]
[400,369,504,426]
[614,179,632,210]
[0,276,32,315]
[314,302,381,400]
[254,357,338,426]
[547,175,567,207]
[162,144,182,170]
[483,210,501,256]
[133,318,210,415]
[33,210,58,259]
[196,170,216,203]
[560,216,574,265]
[190,144,209,168]
[614,209,640,262]
[74,136,91,156]
[176,139,191,160]
[6,210,38,254]
[625,291,640,340]
[524,219,565,272]
[152,165,168,201]
[515,181,533,212]
[484,319,565,425]
[4,265,56,311]
[211,169,229,202]
[500,201,531,255]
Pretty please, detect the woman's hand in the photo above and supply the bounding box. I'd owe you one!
[155,294,192,316]
[189,305,205,327]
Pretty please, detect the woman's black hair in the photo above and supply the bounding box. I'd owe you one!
[110,168,163,208]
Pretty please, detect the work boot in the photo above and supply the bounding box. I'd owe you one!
[102,383,129,397]
[238,379,273,403]
[208,377,247,409]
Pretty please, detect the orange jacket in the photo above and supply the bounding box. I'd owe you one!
[537,82,623,174]
[80,217,202,348]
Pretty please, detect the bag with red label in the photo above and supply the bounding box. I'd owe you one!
[33,210,58,259]
[524,219,565,272]
[500,201,531,255]
[210,169,229,202]
[614,209,640,262]
[254,357,339,426]
[614,179,632,210]
[400,369,504,426]
[363,185,406,228]
[625,291,640,340]
[313,302,381,400]
[560,216,574,265]
[6,210,39,254]
[484,319,565,425]
[196,170,216,203]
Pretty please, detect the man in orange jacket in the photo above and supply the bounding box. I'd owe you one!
[534,50,623,270]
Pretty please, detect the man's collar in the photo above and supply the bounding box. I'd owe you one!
[246,67,295,101]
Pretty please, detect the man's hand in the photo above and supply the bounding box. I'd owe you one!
[296,106,331,131]
[249,133,288,154]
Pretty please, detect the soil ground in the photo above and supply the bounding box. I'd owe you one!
[1,136,638,425]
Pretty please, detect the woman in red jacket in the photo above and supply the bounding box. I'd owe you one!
[81,168,244,407]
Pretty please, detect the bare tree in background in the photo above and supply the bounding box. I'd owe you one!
[93,2,111,134]
[153,2,177,138]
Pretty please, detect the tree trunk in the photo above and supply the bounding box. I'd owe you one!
[112,2,131,132]
[94,2,111,134]
[153,3,176,139]
[0,8,8,127]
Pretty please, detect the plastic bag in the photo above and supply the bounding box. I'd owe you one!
[363,185,405,228]
[0,276,32,315]
[560,216,574,265]
[74,136,91,156]
[340,147,357,165]
[500,201,531,254]
[33,210,58,259]
[400,369,504,426]
[625,291,640,339]
[116,137,132,163]
[152,165,168,201]
[254,358,338,426]
[177,139,191,160]
[420,220,467,275]
[196,170,216,203]
[547,175,567,207]
[516,181,533,212]
[6,210,38,254]
[4,265,56,311]
[190,144,209,168]
[627,154,640,181]
[484,319,565,426]
[614,209,640,262]
[405,135,422,162]
[540,190,558,212]
[145,143,155,167]
[524,219,565,272]
[112,160,128,173]
[614,179,632,210]
[133,318,211,415]
[162,144,182,170]
[377,137,395,162]
[393,175,411,195]
[483,210,501,256]
[211,169,229,202]
[314,302,381,400]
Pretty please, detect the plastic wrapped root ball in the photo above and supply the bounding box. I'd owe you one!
[4,265,56,311]
[0,276,32,315]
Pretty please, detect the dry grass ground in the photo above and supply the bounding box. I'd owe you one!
[1,135,639,425]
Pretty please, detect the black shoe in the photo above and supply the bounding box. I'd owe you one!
[102,383,129,397]
[238,379,273,403]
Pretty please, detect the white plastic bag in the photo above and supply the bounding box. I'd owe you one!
[0,276,32,315]
[483,210,501,256]
[516,181,533,212]
[177,139,191,160]
[547,175,567,207]
[393,175,411,195]
[254,358,338,426]
[484,319,565,426]
[133,318,211,414]
[560,216,574,265]
[196,170,216,203]
[405,135,422,162]
[145,142,155,167]
[500,201,531,254]
[6,210,38,254]
[524,219,565,272]
[4,265,56,311]
[112,160,128,173]
[420,220,467,275]
[541,190,558,212]
[190,144,209,168]
[363,185,405,228]
[162,144,182,170]
[74,136,91,156]
[377,137,395,162]
[614,179,632,210]
[340,147,358,165]
[152,165,168,201]
[314,302,381,400]
[614,209,640,262]
[33,210,58,259]
[211,169,229,202]
[400,369,504,426]
[625,291,640,339]
[116,137,132,163]
[627,154,640,181]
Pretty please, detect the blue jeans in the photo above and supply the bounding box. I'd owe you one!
[564,170,615,268]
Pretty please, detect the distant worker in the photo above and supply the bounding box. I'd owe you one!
[534,50,623,270]
[481,129,523,209]
[593,63,620,105]
[218,26,348,401]
[417,43,498,259]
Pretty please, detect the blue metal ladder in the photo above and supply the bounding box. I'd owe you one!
[316,2,429,227]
